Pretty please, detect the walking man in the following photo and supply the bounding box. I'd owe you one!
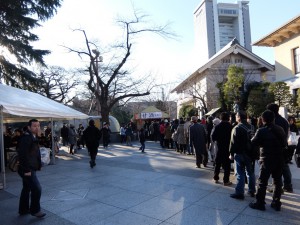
[249,110,286,211]
[83,119,102,168]
[229,110,256,199]
[189,116,207,168]
[18,119,46,218]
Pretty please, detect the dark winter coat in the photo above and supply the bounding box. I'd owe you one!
[211,121,232,163]
[101,127,111,142]
[251,123,286,164]
[18,131,41,173]
[83,125,101,149]
[206,122,214,145]
[189,123,207,154]
[68,127,77,145]
[60,125,69,139]
[229,121,251,156]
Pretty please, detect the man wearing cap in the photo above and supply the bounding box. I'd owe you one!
[189,116,207,168]
[83,120,102,168]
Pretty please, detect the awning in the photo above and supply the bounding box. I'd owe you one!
[134,106,169,120]
[205,107,221,116]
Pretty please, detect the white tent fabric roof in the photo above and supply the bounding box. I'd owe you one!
[0,84,88,120]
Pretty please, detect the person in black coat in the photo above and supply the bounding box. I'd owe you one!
[100,122,111,149]
[267,103,293,193]
[189,116,207,168]
[60,123,69,146]
[83,120,101,168]
[249,110,286,211]
[211,112,232,185]
[229,110,256,200]
[18,119,46,218]
[139,128,146,152]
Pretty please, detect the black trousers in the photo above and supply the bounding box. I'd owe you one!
[164,139,170,148]
[195,147,208,166]
[214,159,231,183]
[19,170,41,214]
[282,163,292,189]
[88,146,98,163]
[160,134,165,147]
[103,137,110,147]
[256,159,283,204]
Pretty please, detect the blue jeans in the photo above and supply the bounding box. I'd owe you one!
[19,170,42,214]
[234,154,256,195]
[140,142,145,152]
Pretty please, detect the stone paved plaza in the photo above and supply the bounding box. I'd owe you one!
[1,141,300,225]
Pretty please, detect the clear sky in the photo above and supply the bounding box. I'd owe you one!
[34,0,300,92]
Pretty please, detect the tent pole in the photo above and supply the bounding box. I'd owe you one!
[0,106,6,189]
[50,118,55,165]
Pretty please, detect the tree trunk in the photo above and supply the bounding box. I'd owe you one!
[101,106,110,125]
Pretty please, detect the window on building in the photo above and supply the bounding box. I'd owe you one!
[222,59,231,63]
[293,47,300,74]
[235,59,242,63]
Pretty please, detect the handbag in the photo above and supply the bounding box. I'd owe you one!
[288,132,297,146]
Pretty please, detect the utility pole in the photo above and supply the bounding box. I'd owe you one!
[92,49,103,116]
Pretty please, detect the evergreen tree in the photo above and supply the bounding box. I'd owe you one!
[247,82,274,117]
[223,65,244,111]
[0,0,62,90]
[268,81,292,107]
[179,104,197,118]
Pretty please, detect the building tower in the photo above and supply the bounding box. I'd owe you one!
[194,0,251,64]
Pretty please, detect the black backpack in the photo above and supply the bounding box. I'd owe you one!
[239,124,259,160]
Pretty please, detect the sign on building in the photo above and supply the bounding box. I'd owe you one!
[140,112,162,119]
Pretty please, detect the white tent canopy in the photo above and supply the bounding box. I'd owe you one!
[0,84,89,189]
[0,84,88,121]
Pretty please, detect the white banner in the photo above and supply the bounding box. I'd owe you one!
[140,112,162,119]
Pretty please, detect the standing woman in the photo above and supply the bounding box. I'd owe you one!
[101,122,111,149]
[68,124,77,155]
[288,116,299,163]
[164,122,172,149]
[120,124,126,144]
[176,120,186,154]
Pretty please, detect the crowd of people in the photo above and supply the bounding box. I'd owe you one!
[4,103,299,218]
[138,103,297,212]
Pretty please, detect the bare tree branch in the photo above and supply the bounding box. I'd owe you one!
[64,10,176,122]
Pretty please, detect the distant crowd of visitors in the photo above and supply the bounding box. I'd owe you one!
[136,103,298,212]
[4,102,300,218]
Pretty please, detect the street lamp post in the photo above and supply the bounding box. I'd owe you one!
[92,49,103,116]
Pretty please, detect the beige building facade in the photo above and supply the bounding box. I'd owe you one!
[172,39,275,118]
[253,14,300,94]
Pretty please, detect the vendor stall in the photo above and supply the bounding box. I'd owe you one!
[134,106,169,130]
[0,84,88,189]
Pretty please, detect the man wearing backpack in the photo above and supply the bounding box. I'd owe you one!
[229,110,256,200]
